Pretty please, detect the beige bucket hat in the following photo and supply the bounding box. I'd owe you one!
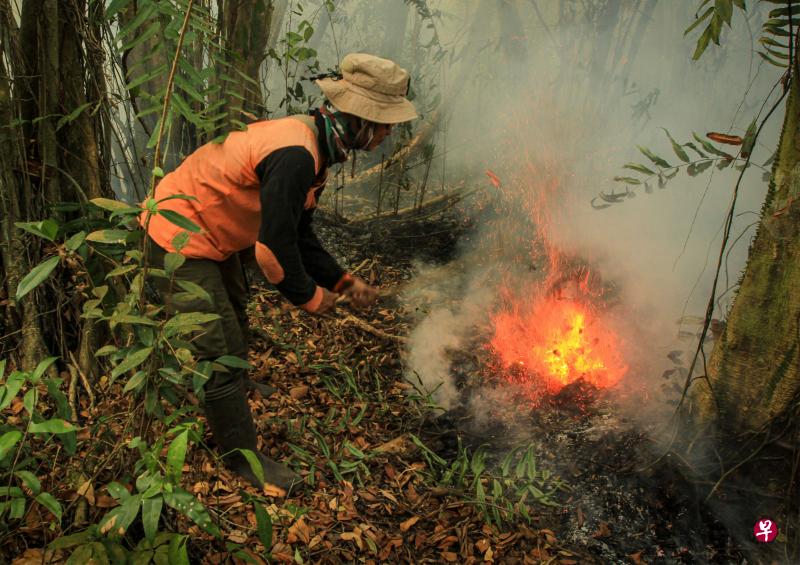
[316,53,418,125]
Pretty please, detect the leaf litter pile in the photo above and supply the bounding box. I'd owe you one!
[6,208,753,564]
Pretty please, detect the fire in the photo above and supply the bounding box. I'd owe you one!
[490,294,627,396]
[480,97,628,400]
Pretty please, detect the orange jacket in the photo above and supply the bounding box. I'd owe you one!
[143,116,344,311]
[144,117,324,260]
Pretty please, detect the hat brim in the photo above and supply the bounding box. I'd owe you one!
[316,78,418,124]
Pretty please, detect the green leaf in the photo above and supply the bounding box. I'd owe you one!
[661,128,690,162]
[142,496,163,544]
[239,449,264,484]
[90,198,133,212]
[127,64,169,91]
[106,264,138,279]
[16,256,60,300]
[164,252,186,276]
[56,102,93,131]
[214,355,252,370]
[684,5,714,36]
[29,419,76,434]
[105,0,132,19]
[637,145,671,168]
[107,482,131,501]
[65,231,87,252]
[716,0,733,26]
[153,166,165,178]
[741,117,757,157]
[166,430,189,483]
[115,314,159,326]
[163,313,220,336]
[0,372,25,412]
[48,531,94,552]
[692,26,713,60]
[15,219,59,241]
[35,492,63,521]
[23,389,36,416]
[692,132,733,157]
[116,0,157,40]
[159,210,201,233]
[115,494,143,534]
[0,431,22,459]
[613,176,642,185]
[86,229,130,244]
[174,280,212,304]
[123,370,147,393]
[622,163,655,175]
[163,488,220,537]
[120,21,161,52]
[254,503,273,550]
[168,534,191,565]
[172,232,191,252]
[31,356,58,383]
[15,470,41,494]
[111,347,153,380]
[157,194,199,204]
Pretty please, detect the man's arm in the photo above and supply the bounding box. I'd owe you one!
[256,147,332,312]
[297,205,350,291]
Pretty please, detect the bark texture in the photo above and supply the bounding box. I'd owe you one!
[696,72,800,430]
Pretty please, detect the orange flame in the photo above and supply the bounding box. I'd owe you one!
[490,293,627,397]
[482,97,628,399]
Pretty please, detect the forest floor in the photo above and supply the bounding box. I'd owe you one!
[6,205,774,564]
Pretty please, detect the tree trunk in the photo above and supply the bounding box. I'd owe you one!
[218,0,274,127]
[1,0,111,371]
[695,72,800,431]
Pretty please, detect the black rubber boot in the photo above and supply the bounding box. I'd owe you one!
[204,379,301,493]
[245,378,277,397]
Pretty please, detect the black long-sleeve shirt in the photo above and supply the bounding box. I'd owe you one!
[255,147,345,305]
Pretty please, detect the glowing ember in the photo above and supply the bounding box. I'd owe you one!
[490,296,627,396]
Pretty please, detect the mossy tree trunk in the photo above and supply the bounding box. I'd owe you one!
[695,71,800,431]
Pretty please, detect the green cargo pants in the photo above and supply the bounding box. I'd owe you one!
[146,238,250,393]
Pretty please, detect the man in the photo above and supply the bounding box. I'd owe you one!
[142,53,417,492]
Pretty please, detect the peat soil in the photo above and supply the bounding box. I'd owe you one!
[313,209,781,564]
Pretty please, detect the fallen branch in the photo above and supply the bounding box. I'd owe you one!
[324,312,408,344]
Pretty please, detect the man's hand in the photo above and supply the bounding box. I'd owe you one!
[341,276,378,309]
[315,288,339,314]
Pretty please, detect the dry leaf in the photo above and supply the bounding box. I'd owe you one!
[263,483,286,498]
[95,494,117,508]
[289,385,309,400]
[10,397,24,415]
[399,515,420,532]
[228,530,248,544]
[442,551,459,562]
[375,435,410,454]
[484,547,495,562]
[77,480,95,505]
[592,521,611,539]
[475,539,490,553]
